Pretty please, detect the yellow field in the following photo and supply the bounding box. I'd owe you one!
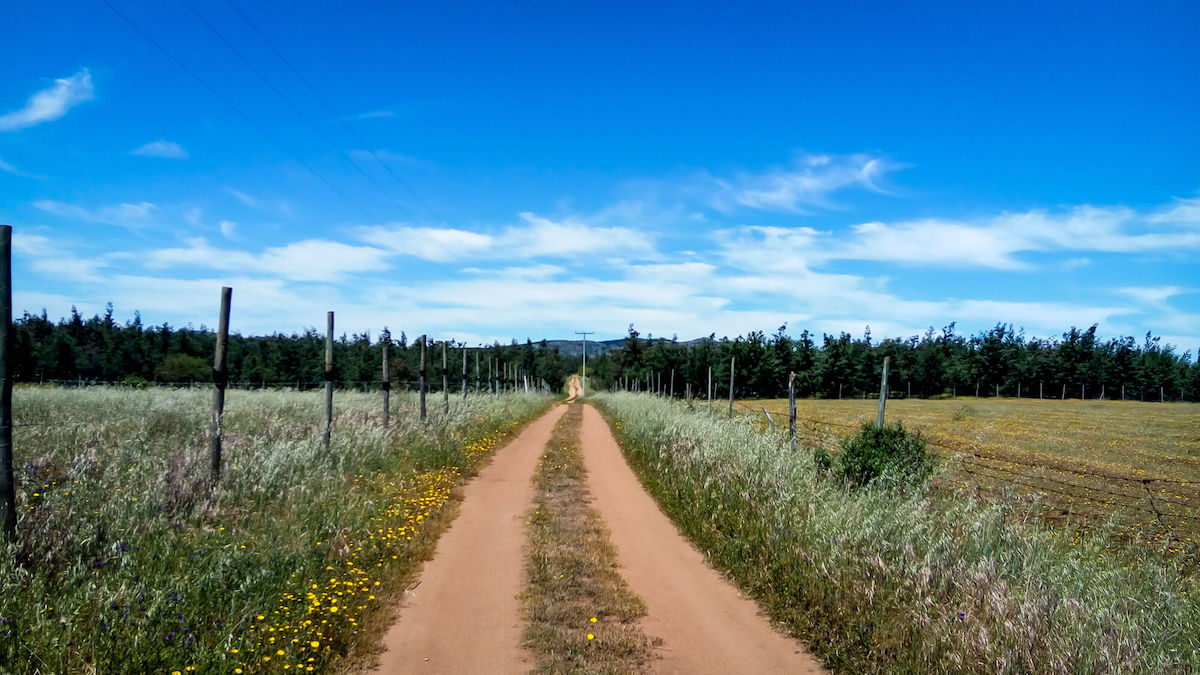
[744,397,1200,552]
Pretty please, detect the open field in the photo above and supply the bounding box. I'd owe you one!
[745,397,1200,553]
[1,386,551,673]
[597,392,1200,672]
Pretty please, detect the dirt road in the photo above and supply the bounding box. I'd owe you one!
[578,405,825,674]
[372,405,566,674]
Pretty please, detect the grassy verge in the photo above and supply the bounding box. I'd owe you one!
[521,404,656,674]
[1,386,552,673]
[595,392,1199,673]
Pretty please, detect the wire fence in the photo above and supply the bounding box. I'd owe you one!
[717,398,1200,533]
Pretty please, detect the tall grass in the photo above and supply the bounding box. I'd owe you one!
[594,393,1199,673]
[1,386,551,673]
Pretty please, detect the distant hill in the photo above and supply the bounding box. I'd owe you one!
[539,336,714,357]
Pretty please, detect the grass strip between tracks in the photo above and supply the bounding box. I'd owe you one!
[521,404,657,674]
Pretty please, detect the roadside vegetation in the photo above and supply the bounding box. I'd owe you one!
[595,392,1200,673]
[751,396,1199,557]
[0,386,551,673]
[521,404,656,674]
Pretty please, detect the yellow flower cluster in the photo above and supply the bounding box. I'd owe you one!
[229,426,512,672]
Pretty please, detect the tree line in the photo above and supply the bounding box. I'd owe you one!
[12,305,575,392]
[586,323,1200,402]
[11,306,1200,401]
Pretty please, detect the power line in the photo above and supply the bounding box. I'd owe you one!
[97,0,383,224]
[180,0,416,220]
[225,0,441,222]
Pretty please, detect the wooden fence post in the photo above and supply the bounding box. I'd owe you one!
[0,225,15,544]
[877,356,890,427]
[788,371,796,452]
[1061,384,1066,400]
[707,365,712,412]
[419,335,427,422]
[323,311,334,449]
[475,350,480,393]
[461,347,467,400]
[381,336,390,430]
[727,357,735,418]
[442,341,449,414]
[669,368,674,398]
[209,286,232,484]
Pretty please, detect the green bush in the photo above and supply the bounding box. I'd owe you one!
[837,421,933,487]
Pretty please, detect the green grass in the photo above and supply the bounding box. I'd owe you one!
[596,392,1200,673]
[1,386,551,674]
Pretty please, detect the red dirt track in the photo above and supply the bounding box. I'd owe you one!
[372,405,566,673]
[372,402,824,673]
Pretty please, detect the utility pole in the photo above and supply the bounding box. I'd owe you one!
[575,331,594,398]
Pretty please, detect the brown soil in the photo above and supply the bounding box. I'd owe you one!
[577,404,825,674]
[371,405,567,674]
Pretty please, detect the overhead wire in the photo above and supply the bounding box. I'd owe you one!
[225,0,441,222]
[179,0,418,220]
[96,0,384,224]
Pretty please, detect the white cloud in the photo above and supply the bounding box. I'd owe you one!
[1116,286,1184,310]
[340,109,396,121]
[12,232,106,282]
[720,153,898,213]
[501,212,656,259]
[219,220,237,238]
[0,156,19,174]
[360,225,493,261]
[358,212,657,263]
[0,69,94,132]
[227,188,259,207]
[131,140,189,159]
[142,238,391,282]
[348,149,422,165]
[1150,197,1200,226]
[33,199,157,228]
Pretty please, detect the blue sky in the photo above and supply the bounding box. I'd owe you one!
[2,1,1198,352]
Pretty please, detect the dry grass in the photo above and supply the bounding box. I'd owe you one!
[746,396,1200,559]
[521,404,656,674]
[600,393,1200,673]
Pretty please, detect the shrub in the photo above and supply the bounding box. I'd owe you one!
[837,421,933,488]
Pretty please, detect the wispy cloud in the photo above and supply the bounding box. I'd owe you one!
[1150,197,1200,226]
[0,68,94,132]
[227,188,259,207]
[33,199,157,228]
[1116,286,1184,310]
[131,140,189,159]
[359,225,493,262]
[358,212,657,263]
[339,109,396,121]
[715,153,899,213]
[348,149,423,165]
[0,155,45,179]
[143,238,391,282]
